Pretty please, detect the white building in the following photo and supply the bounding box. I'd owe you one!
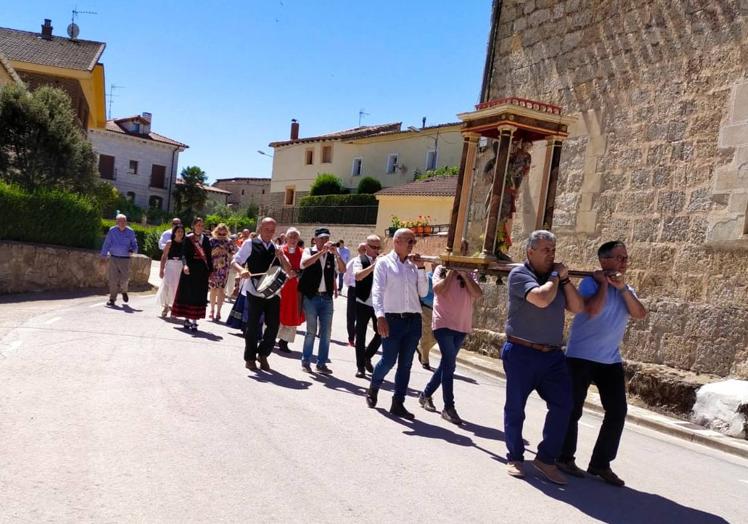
[88,113,188,211]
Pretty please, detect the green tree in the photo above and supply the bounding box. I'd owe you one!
[174,165,207,223]
[0,84,97,193]
[309,173,343,196]
[414,165,459,181]
[356,176,382,194]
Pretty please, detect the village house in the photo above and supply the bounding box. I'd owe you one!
[212,177,271,213]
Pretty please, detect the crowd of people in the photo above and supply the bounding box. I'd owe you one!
[100,215,646,488]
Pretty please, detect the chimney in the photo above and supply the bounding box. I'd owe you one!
[290,119,299,140]
[141,112,152,134]
[41,19,53,40]
[421,116,426,129]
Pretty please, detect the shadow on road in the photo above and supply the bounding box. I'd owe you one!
[452,373,478,385]
[311,373,367,396]
[248,369,313,390]
[171,326,223,342]
[117,304,143,314]
[526,474,729,524]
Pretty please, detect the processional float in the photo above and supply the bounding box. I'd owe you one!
[422,97,592,280]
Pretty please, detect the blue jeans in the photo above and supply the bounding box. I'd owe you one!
[423,328,466,409]
[301,295,334,365]
[501,342,572,464]
[370,313,421,403]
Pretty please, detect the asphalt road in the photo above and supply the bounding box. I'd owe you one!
[0,290,746,523]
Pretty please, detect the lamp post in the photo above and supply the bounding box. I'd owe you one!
[257,150,274,158]
[407,125,439,170]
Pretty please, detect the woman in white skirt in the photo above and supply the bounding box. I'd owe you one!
[156,223,186,317]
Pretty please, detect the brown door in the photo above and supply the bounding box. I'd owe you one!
[150,164,166,188]
[98,154,115,180]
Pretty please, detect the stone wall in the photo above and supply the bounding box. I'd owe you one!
[0,241,152,294]
[471,0,748,378]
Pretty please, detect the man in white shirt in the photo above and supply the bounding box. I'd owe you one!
[344,243,366,346]
[353,235,382,379]
[158,217,182,250]
[298,228,346,373]
[366,228,428,419]
[337,239,351,292]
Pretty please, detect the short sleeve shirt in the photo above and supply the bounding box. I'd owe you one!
[505,262,566,346]
[566,277,635,364]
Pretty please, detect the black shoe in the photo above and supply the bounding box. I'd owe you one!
[441,406,463,426]
[366,387,378,408]
[316,364,333,375]
[277,340,291,353]
[189,321,198,332]
[587,465,625,487]
[390,399,415,420]
[557,459,585,478]
[122,292,129,303]
[355,370,366,379]
[365,359,374,373]
[106,300,115,307]
[183,320,191,329]
[301,361,312,373]
[418,393,437,412]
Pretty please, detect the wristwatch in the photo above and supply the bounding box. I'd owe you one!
[550,271,559,279]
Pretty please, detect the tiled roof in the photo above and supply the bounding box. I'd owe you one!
[376,175,458,197]
[0,50,21,84]
[0,27,105,71]
[104,120,189,149]
[353,121,462,141]
[269,122,402,148]
[214,177,271,183]
[175,179,231,194]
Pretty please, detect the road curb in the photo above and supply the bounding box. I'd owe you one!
[454,350,748,460]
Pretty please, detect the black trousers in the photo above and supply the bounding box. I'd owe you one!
[560,358,627,469]
[244,293,280,361]
[346,287,357,342]
[355,301,381,372]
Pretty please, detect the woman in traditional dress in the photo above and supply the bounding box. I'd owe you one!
[171,217,213,331]
[156,223,186,318]
[208,223,236,321]
[276,228,304,352]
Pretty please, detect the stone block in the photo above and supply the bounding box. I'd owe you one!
[707,217,741,242]
[660,216,690,241]
[687,187,711,212]
[632,218,660,242]
[657,190,686,214]
[529,8,550,26]
[729,81,748,124]
[616,191,655,214]
[653,168,673,187]
[720,123,748,147]
[523,0,535,15]
[575,210,598,234]
[729,192,748,213]
[630,170,652,189]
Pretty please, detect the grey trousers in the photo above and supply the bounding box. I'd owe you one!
[108,257,131,301]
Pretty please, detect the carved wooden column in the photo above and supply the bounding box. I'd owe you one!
[447,133,480,253]
[482,126,515,256]
[537,138,564,230]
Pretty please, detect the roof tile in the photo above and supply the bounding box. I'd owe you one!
[376,176,458,197]
[0,27,105,71]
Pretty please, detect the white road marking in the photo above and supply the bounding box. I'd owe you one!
[579,421,595,428]
[44,317,62,325]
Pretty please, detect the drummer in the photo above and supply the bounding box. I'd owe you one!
[297,227,346,373]
[232,217,293,372]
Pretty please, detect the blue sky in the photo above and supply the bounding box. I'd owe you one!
[5,1,491,182]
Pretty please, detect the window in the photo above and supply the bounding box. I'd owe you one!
[150,164,166,188]
[148,195,163,210]
[386,153,399,174]
[425,150,437,171]
[262,189,265,194]
[305,149,314,165]
[351,157,363,176]
[98,154,115,180]
[241,189,245,196]
[321,145,332,163]
[126,192,136,203]
[284,187,295,206]
[128,160,138,175]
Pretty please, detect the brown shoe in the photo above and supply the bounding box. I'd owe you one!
[258,355,270,371]
[587,465,625,487]
[532,459,568,485]
[507,461,525,478]
[557,459,585,478]
[245,360,257,371]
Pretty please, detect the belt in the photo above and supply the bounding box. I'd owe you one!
[111,255,131,259]
[507,335,562,353]
[385,312,421,319]
[168,257,182,260]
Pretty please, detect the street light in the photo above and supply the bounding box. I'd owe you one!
[257,150,274,158]
[407,125,439,170]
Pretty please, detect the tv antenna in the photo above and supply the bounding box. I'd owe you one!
[107,84,124,119]
[68,7,97,40]
[358,108,370,126]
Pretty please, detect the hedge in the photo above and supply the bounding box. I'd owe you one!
[299,194,377,207]
[101,219,164,260]
[298,194,378,224]
[0,182,100,249]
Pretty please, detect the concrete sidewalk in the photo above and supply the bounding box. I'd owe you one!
[453,348,748,460]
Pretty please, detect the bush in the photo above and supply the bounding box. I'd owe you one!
[0,181,99,249]
[297,194,378,224]
[356,176,382,194]
[101,219,163,260]
[309,173,343,196]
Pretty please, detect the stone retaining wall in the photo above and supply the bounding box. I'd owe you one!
[0,240,152,294]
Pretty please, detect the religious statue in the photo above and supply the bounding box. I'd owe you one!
[495,140,532,259]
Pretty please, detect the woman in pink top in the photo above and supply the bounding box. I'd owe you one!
[418,265,482,425]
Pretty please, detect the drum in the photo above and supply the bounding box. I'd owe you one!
[255,266,287,299]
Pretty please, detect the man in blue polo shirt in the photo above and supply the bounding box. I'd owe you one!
[100,214,138,306]
[502,230,584,485]
[557,240,647,487]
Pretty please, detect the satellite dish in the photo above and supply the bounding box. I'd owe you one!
[67,23,79,40]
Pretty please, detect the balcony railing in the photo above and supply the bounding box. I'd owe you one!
[276,205,378,225]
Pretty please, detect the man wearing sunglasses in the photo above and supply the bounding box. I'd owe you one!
[367,229,428,419]
[352,235,383,378]
[557,240,646,487]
